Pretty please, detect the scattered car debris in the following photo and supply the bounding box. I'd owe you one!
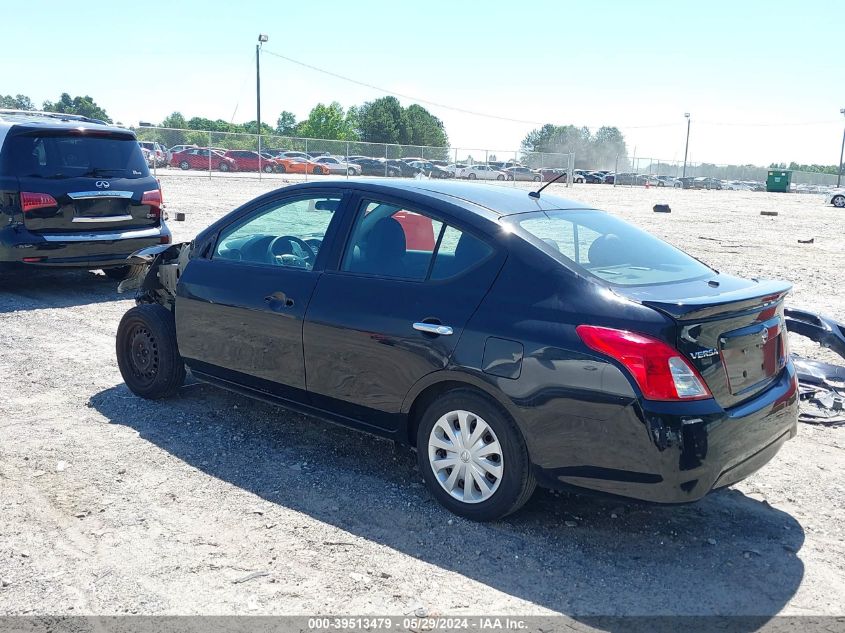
[231,571,269,584]
[653,204,671,213]
[797,238,814,244]
[785,308,845,425]
[760,211,778,216]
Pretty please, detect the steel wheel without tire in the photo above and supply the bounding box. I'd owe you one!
[116,304,186,399]
[417,390,536,521]
[833,195,845,208]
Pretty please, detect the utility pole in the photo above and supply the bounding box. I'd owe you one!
[838,108,845,188]
[682,113,691,179]
[256,34,268,175]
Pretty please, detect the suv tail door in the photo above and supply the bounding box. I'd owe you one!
[4,127,161,234]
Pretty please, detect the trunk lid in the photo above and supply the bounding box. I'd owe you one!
[619,275,791,409]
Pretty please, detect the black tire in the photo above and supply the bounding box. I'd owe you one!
[533,175,541,182]
[263,164,274,173]
[468,172,477,180]
[416,389,536,521]
[179,161,190,170]
[102,265,143,281]
[657,181,665,187]
[347,167,356,176]
[116,304,186,400]
[277,163,287,173]
[312,166,322,174]
[219,162,230,172]
[833,195,845,208]
[496,174,504,181]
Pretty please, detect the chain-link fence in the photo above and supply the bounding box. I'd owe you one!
[134,126,840,193]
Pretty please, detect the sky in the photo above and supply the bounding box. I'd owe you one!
[3,0,844,167]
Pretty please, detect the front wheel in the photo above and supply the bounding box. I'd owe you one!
[833,195,845,208]
[313,166,322,174]
[533,175,541,182]
[417,390,536,521]
[116,304,186,399]
[263,164,274,173]
[219,162,230,172]
[179,161,190,170]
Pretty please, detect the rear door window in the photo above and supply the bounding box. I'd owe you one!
[341,200,492,281]
[2,132,150,179]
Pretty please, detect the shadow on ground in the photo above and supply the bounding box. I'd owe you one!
[0,269,122,313]
[90,381,805,620]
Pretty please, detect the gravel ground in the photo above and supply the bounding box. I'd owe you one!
[1,175,843,620]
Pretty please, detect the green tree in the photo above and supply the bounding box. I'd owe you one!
[275,111,297,136]
[356,96,407,144]
[404,104,448,147]
[42,93,111,123]
[296,102,357,140]
[161,111,187,129]
[0,94,35,110]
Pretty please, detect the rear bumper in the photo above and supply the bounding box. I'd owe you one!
[0,223,171,269]
[533,362,799,504]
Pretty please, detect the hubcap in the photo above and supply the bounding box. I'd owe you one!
[128,326,159,385]
[428,410,503,504]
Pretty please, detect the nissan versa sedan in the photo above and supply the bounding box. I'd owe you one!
[115,180,798,521]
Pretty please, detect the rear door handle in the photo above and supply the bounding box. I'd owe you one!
[413,322,453,336]
[264,291,294,307]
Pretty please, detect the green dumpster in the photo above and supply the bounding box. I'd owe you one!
[766,170,792,193]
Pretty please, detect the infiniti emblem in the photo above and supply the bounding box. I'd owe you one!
[95,181,110,189]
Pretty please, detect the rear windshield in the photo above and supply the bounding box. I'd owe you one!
[512,209,713,286]
[2,131,150,179]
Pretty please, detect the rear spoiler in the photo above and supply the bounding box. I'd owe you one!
[638,280,792,321]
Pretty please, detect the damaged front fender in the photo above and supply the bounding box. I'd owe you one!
[117,242,191,308]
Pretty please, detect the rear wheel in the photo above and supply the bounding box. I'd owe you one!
[263,164,274,173]
[416,390,535,521]
[277,164,287,173]
[116,304,186,399]
[313,166,322,174]
[468,172,477,180]
[533,175,541,182]
[347,167,356,176]
[833,195,845,208]
[219,162,230,172]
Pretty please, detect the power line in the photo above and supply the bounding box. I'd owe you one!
[261,48,840,131]
[261,48,676,130]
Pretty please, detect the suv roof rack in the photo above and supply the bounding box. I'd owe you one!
[0,109,109,126]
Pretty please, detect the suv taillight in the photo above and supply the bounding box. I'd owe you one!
[20,192,58,213]
[576,325,712,401]
[142,189,162,219]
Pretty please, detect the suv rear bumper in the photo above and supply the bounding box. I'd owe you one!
[532,362,799,503]
[0,223,171,269]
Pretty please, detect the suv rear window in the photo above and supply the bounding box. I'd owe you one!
[2,131,150,179]
[513,209,713,286]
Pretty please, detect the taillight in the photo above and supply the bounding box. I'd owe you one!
[20,192,58,213]
[142,189,162,219]
[576,325,712,401]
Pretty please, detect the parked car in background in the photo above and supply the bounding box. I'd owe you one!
[167,144,198,162]
[693,177,723,190]
[116,179,798,521]
[583,172,605,184]
[385,159,418,178]
[571,170,587,183]
[538,168,567,183]
[409,161,452,179]
[350,158,401,177]
[275,157,330,175]
[649,175,681,188]
[0,110,170,280]
[138,141,166,167]
[312,156,362,176]
[276,151,311,161]
[675,177,695,189]
[724,180,754,191]
[444,164,468,177]
[223,150,279,173]
[140,146,153,167]
[459,165,507,181]
[170,148,236,172]
[827,189,845,208]
[503,167,542,182]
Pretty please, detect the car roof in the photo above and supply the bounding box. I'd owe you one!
[0,109,130,136]
[282,179,592,217]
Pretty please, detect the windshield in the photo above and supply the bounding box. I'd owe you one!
[3,132,150,179]
[512,209,713,286]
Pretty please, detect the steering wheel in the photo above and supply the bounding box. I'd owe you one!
[266,235,316,268]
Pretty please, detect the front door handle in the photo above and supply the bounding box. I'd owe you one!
[264,291,295,308]
[413,322,453,336]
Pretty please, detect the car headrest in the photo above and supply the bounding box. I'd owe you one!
[364,217,406,261]
[587,234,627,267]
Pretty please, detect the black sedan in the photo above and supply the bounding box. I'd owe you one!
[349,158,401,177]
[116,180,798,521]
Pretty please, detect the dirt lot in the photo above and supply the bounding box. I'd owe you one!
[1,176,843,621]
